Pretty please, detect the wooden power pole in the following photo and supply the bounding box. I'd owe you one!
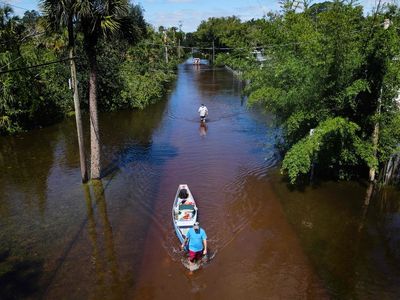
[163,31,169,64]
[68,22,88,183]
[212,40,215,65]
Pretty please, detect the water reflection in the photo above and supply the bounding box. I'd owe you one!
[358,183,374,232]
[199,122,208,137]
[83,182,120,298]
[0,128,58,216]
[371,186,400,264]
[190,65,243,99]
[100,98,169,175]
[0,249,43,299]
[272,174,400,299]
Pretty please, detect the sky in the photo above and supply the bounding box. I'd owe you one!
[3,0,386,32]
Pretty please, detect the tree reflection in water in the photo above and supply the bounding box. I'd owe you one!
[199,122,208,137]
[83,181,120,298]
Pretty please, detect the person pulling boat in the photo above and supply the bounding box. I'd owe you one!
[181,222,207,266]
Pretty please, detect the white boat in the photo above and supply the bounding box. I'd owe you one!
[172,184,198,245]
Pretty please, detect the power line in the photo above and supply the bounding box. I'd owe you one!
[142,41,247,51]
[0,57,74,74]
[20,31,46,41]
[0,1,34,12]
[0,55,23,70]
[0,30,46,47]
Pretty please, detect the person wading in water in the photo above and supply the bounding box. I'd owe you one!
[198,104,208,123]
[181,222,207,268]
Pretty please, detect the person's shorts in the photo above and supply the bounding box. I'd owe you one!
[189,250,203,262]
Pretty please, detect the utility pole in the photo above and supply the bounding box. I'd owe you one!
[369,19,391,182]
[68,19,88,183]
[212,40,215,65]
[369,87,382,182]
[178,20,183,59]
[163,31,169,64]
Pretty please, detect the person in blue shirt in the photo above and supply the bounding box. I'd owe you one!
[181,222,207,265]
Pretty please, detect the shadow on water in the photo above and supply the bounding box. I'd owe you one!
[42,179,151,299]
[98,96,176,178]
[0,250,43,300]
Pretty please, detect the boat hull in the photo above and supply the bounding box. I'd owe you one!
[172,184,198,245]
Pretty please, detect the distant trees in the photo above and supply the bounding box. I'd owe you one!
[119,26,178,109]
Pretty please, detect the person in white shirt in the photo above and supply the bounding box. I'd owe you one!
[198,104,208,122]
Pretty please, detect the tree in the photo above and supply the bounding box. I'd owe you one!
[77,0,132,180]
[41,0,138,180]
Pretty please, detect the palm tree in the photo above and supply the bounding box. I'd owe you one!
[40,0,88,182]
[77,0,130,179]
[41,0,132,180]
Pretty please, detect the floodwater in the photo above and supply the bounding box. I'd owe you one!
[0,63,399,299]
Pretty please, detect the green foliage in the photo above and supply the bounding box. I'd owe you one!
[116,27,178,110]
[196,16,249,48]
[379,112,400,163]
[94,26,178,111]
[0,7,71,134]
[282,117,375,183]
[194,16,262,68]
[0,3,180,135]
[120,70,174,109]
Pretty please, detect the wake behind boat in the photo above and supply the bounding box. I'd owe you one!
[172,184,198,245]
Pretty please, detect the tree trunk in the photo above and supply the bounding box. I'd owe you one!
[212,40,215,65]
[369,87,382,182]
[369,122,379,182]
[87,44,101,180]
[68,19,88,183]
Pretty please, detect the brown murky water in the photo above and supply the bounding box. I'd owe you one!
[0,64,399,299]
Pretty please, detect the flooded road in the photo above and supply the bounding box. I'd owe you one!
[0,63,399,299]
